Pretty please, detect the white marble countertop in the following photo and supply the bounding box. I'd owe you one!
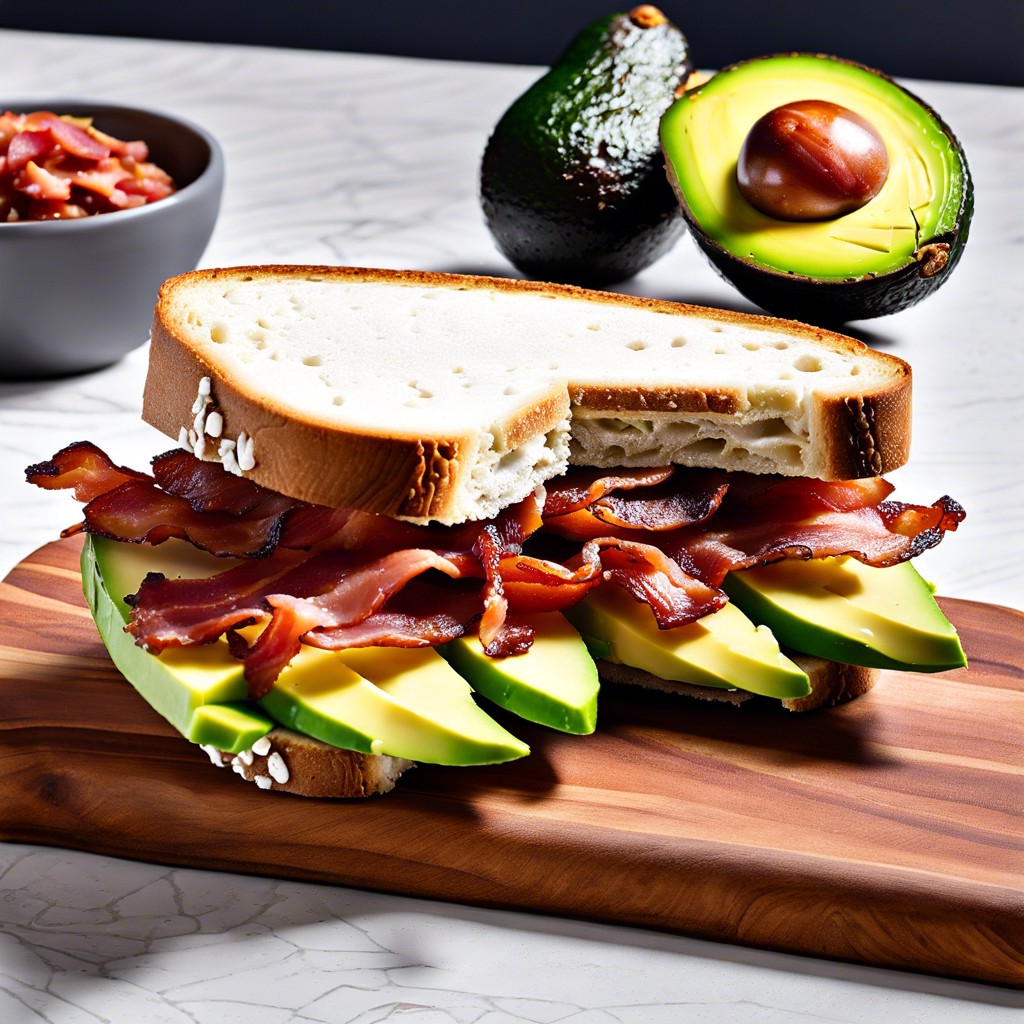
[0,27,1021,1023]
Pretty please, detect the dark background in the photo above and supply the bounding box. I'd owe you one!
[1,0,1020,86]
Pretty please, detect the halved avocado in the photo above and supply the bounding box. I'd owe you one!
[480,6,692,286]
[660,54,973,322]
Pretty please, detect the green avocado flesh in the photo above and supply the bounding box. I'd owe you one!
[85,536,527,765]
[261,646,528,765]
[564,584,811,700]
[724,556,966,672]
[442,612,599,734]
[84,532,963,768]
[85,535,268,754]
[661,54,968,280]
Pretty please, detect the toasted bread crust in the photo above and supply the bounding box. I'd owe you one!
[145,266,912,518]
[145,318,478,519]
[206,728,414,798]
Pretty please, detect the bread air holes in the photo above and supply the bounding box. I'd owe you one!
[626,339,648,352]
[403,381,434,406]
[793,354,822,372]
[685,436,728,458]
[302,354,323,367]
[209,323,229,344]
[671,336,687,348]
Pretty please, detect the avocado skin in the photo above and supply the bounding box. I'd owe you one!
[663,56,973,323]
[481,9,692,286]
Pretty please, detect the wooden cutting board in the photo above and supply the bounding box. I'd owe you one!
[1,537,1022,987]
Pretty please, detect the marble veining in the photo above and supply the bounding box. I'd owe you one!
[0,27,1022,1024]
[2,844,1022,1024]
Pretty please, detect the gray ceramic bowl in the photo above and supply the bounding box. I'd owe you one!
[0,101,224,379]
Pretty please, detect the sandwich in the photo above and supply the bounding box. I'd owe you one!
[26,265,966,797]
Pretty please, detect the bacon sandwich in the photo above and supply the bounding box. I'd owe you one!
[26,266,965,797]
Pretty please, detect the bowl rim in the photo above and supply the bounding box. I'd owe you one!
[0,98,224,233]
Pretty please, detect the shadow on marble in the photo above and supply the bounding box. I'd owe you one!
[2,841,1022,1016]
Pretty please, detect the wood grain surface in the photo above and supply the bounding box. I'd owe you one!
[1,537,1022,987]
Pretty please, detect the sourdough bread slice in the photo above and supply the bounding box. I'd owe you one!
[145,266,911,524]
[597,653,878,712]
[203,728,413,798]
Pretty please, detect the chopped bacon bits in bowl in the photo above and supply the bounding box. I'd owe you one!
[0,100,223,378]
[0,110,177,222]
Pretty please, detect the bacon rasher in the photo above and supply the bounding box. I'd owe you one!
[27,443,964,694]
[662,487,965,586]
[26,441,149,503]
[542,466,729,540]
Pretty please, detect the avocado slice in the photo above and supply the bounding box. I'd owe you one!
[262,647,529,765]
[723,556,966,672]
[442,612,599,734]
[564,583,811,699]
[84,535,270,754]
[660,54,973,321]
[480,6,692,286]
[86,536,529,765]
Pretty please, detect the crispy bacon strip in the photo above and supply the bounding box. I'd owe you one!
[151,450,283,514]
[243,548,474,697]
[501,554,604,613]
[543,470,729,540]
[128,548,319,648]
[542,466,675,516]
[304,581,481,652]
[26,441,149,503]
[721,474,895,516]
[472,493,545,655]
[80,479,296,558]
[667,496,965,586]
[588,537,726,628]
[27,442,965,690]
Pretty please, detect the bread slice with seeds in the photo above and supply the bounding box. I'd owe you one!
[144,265,911,525]
[203,728,414,799]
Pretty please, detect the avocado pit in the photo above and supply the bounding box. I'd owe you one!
[737,99,889,221]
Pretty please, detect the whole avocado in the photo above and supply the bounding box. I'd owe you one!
[480,6,693,287]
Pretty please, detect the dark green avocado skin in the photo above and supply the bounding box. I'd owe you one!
[480,10,692,287]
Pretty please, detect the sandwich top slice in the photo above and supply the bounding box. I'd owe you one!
[27,267,963,799]
[144,265,912,525]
